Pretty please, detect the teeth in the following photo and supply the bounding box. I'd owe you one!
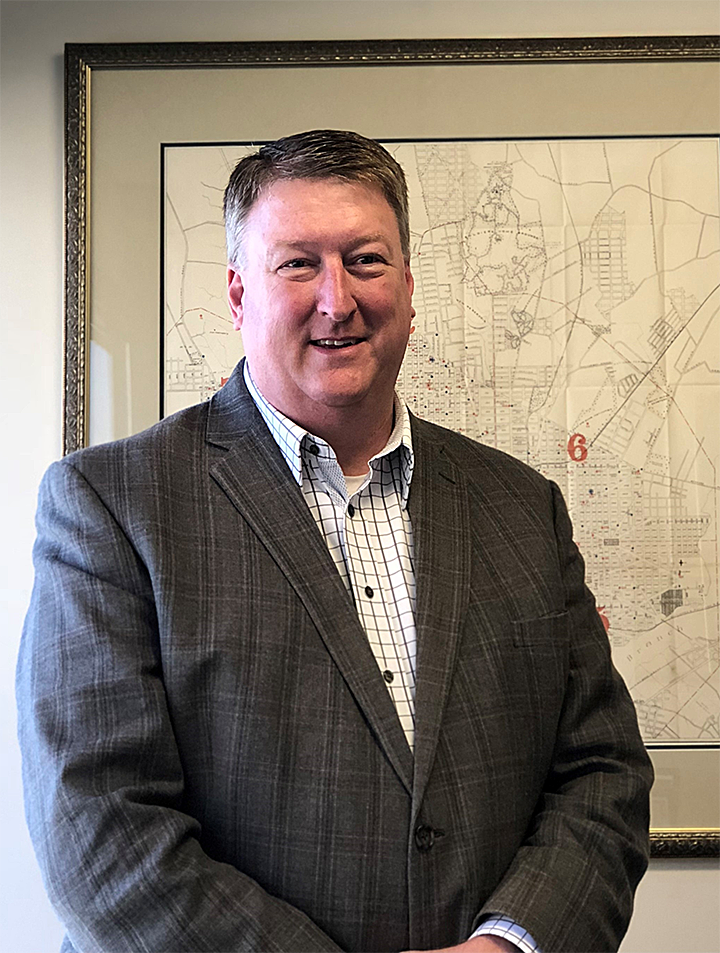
[314,339,358,348]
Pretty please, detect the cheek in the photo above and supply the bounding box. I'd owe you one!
[363,284,410,321]
[267,287,314,327]
[243,290,286,335]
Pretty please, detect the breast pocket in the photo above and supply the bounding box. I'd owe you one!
[510,611,570,738]
[453,608,571,791]
[512,610,569,648]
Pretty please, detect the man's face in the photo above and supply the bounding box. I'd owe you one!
[227,177,414,429]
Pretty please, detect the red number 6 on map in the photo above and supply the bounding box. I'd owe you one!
[567,433,588,462]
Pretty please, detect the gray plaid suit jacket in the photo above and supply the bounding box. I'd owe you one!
[18,362,652,953]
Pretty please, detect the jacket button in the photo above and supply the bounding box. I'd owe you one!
[414,824,434,851]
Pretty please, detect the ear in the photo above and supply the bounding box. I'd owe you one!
[404,262,414,296]
[404,263,415,318]
[227,267,245,331]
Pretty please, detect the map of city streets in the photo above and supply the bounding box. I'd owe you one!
[164,138,720,745]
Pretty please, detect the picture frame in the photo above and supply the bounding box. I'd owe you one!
[64,37,720,857]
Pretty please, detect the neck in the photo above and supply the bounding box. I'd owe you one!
[244,363,396,475]
[305,402,395,475]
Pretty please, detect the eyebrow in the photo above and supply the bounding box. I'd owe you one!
[270,235,392,253]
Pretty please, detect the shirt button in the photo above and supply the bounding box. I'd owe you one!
[347,503,355,518]
[308,444,319,456]
[383,669,394,683]
[365,585,374,598]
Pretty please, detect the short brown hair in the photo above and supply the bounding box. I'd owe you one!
[223,129,410,265]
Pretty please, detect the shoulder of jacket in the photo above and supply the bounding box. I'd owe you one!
[57,401,210,475]
[410,414,552,493]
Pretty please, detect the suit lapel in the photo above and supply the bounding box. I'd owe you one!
[409,419,471,810]
[205,366,414,795]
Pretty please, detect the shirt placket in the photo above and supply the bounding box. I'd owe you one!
[344,481,416,750]
[301,436,417,750]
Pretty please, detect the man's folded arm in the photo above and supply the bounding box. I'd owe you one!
[472,481,653,953]
[16,460,341,953]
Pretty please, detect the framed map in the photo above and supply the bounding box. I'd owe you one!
[64,37,720,855]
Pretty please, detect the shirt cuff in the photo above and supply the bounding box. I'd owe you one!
[470,915,541,953]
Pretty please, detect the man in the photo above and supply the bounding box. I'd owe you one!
[18,130,652,953]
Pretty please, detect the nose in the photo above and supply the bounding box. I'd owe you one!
[316,261,356,323]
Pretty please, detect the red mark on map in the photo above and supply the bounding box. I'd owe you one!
[568,433,588,462]
[597,607,610,632]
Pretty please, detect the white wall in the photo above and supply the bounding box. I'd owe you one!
[2,2,718,951]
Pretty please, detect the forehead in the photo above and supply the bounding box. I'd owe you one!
[244,177,399,245]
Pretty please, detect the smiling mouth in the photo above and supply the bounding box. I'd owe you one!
[310,338,365,349]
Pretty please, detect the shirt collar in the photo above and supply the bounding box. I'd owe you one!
[243,360,414,504]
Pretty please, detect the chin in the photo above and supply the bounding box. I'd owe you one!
[304,377,367,407]
[311,390,367,409]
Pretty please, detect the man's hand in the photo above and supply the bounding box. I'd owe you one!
[404,933,520,953]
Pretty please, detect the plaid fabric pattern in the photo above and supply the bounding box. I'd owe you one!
[245,364,418,749]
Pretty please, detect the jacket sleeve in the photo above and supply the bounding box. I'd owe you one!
[475,481,654,953]
[16,460,342,953]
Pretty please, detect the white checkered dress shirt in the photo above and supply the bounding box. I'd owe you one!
[244,363,541,953]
